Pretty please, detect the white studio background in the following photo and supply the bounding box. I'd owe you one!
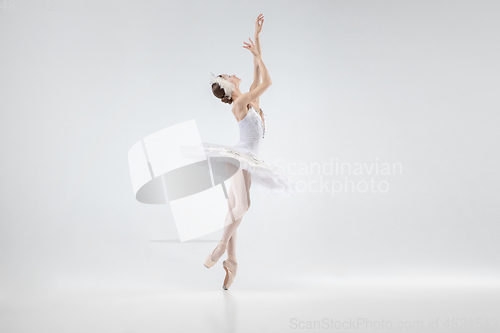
[0,0,499,300]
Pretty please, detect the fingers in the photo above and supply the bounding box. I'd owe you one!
[243,37,255,51]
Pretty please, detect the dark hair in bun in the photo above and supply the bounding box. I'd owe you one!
[211,75,233,105]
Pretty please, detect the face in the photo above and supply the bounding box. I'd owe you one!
[221,74,241,87]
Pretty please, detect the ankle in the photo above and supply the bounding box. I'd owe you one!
[218,241,228,252]
[211,241,227,261]
[227,255,237,264]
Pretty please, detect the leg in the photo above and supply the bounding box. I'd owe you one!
[225,166,248,263]
[221,167,251,242]
[211,167,251,261]
[226,176,238,260]
[226,229,237,263]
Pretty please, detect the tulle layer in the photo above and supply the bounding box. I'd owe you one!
[181,142,296,196]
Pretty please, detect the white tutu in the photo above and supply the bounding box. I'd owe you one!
[182,107,295,196]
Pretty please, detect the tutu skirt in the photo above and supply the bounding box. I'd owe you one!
[181,142,296,196]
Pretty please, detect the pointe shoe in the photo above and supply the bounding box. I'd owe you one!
[204,241,227,268]
[222,258,238,290]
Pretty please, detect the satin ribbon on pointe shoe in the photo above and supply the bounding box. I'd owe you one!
[222,255,238,290]
[204,240,227,268]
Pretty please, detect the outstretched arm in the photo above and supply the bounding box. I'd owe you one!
[250,36,262,89]
[237,39,272,112]
[250,14,264,94]
[236,54,272,112]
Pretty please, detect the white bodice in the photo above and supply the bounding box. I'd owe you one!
[234,107,266,156]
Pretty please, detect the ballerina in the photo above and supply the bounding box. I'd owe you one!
[199,14,294,290]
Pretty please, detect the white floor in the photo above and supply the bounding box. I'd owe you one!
[1,283,499,333]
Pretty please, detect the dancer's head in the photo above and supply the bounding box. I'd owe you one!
[211,74,241,105]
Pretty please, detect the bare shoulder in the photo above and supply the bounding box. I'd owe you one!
[251,99,260,111]
[231,100,249,122]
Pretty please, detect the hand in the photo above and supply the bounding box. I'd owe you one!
[254,14,264,36]
[243,38,260,57]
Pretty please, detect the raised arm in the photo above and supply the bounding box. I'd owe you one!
[250,38,262,91]
[236,49,272,109]
[250,14,264,92]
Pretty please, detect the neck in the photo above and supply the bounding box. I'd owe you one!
[231,88,243,102]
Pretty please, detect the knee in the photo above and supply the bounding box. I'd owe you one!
[237,199,250,213]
